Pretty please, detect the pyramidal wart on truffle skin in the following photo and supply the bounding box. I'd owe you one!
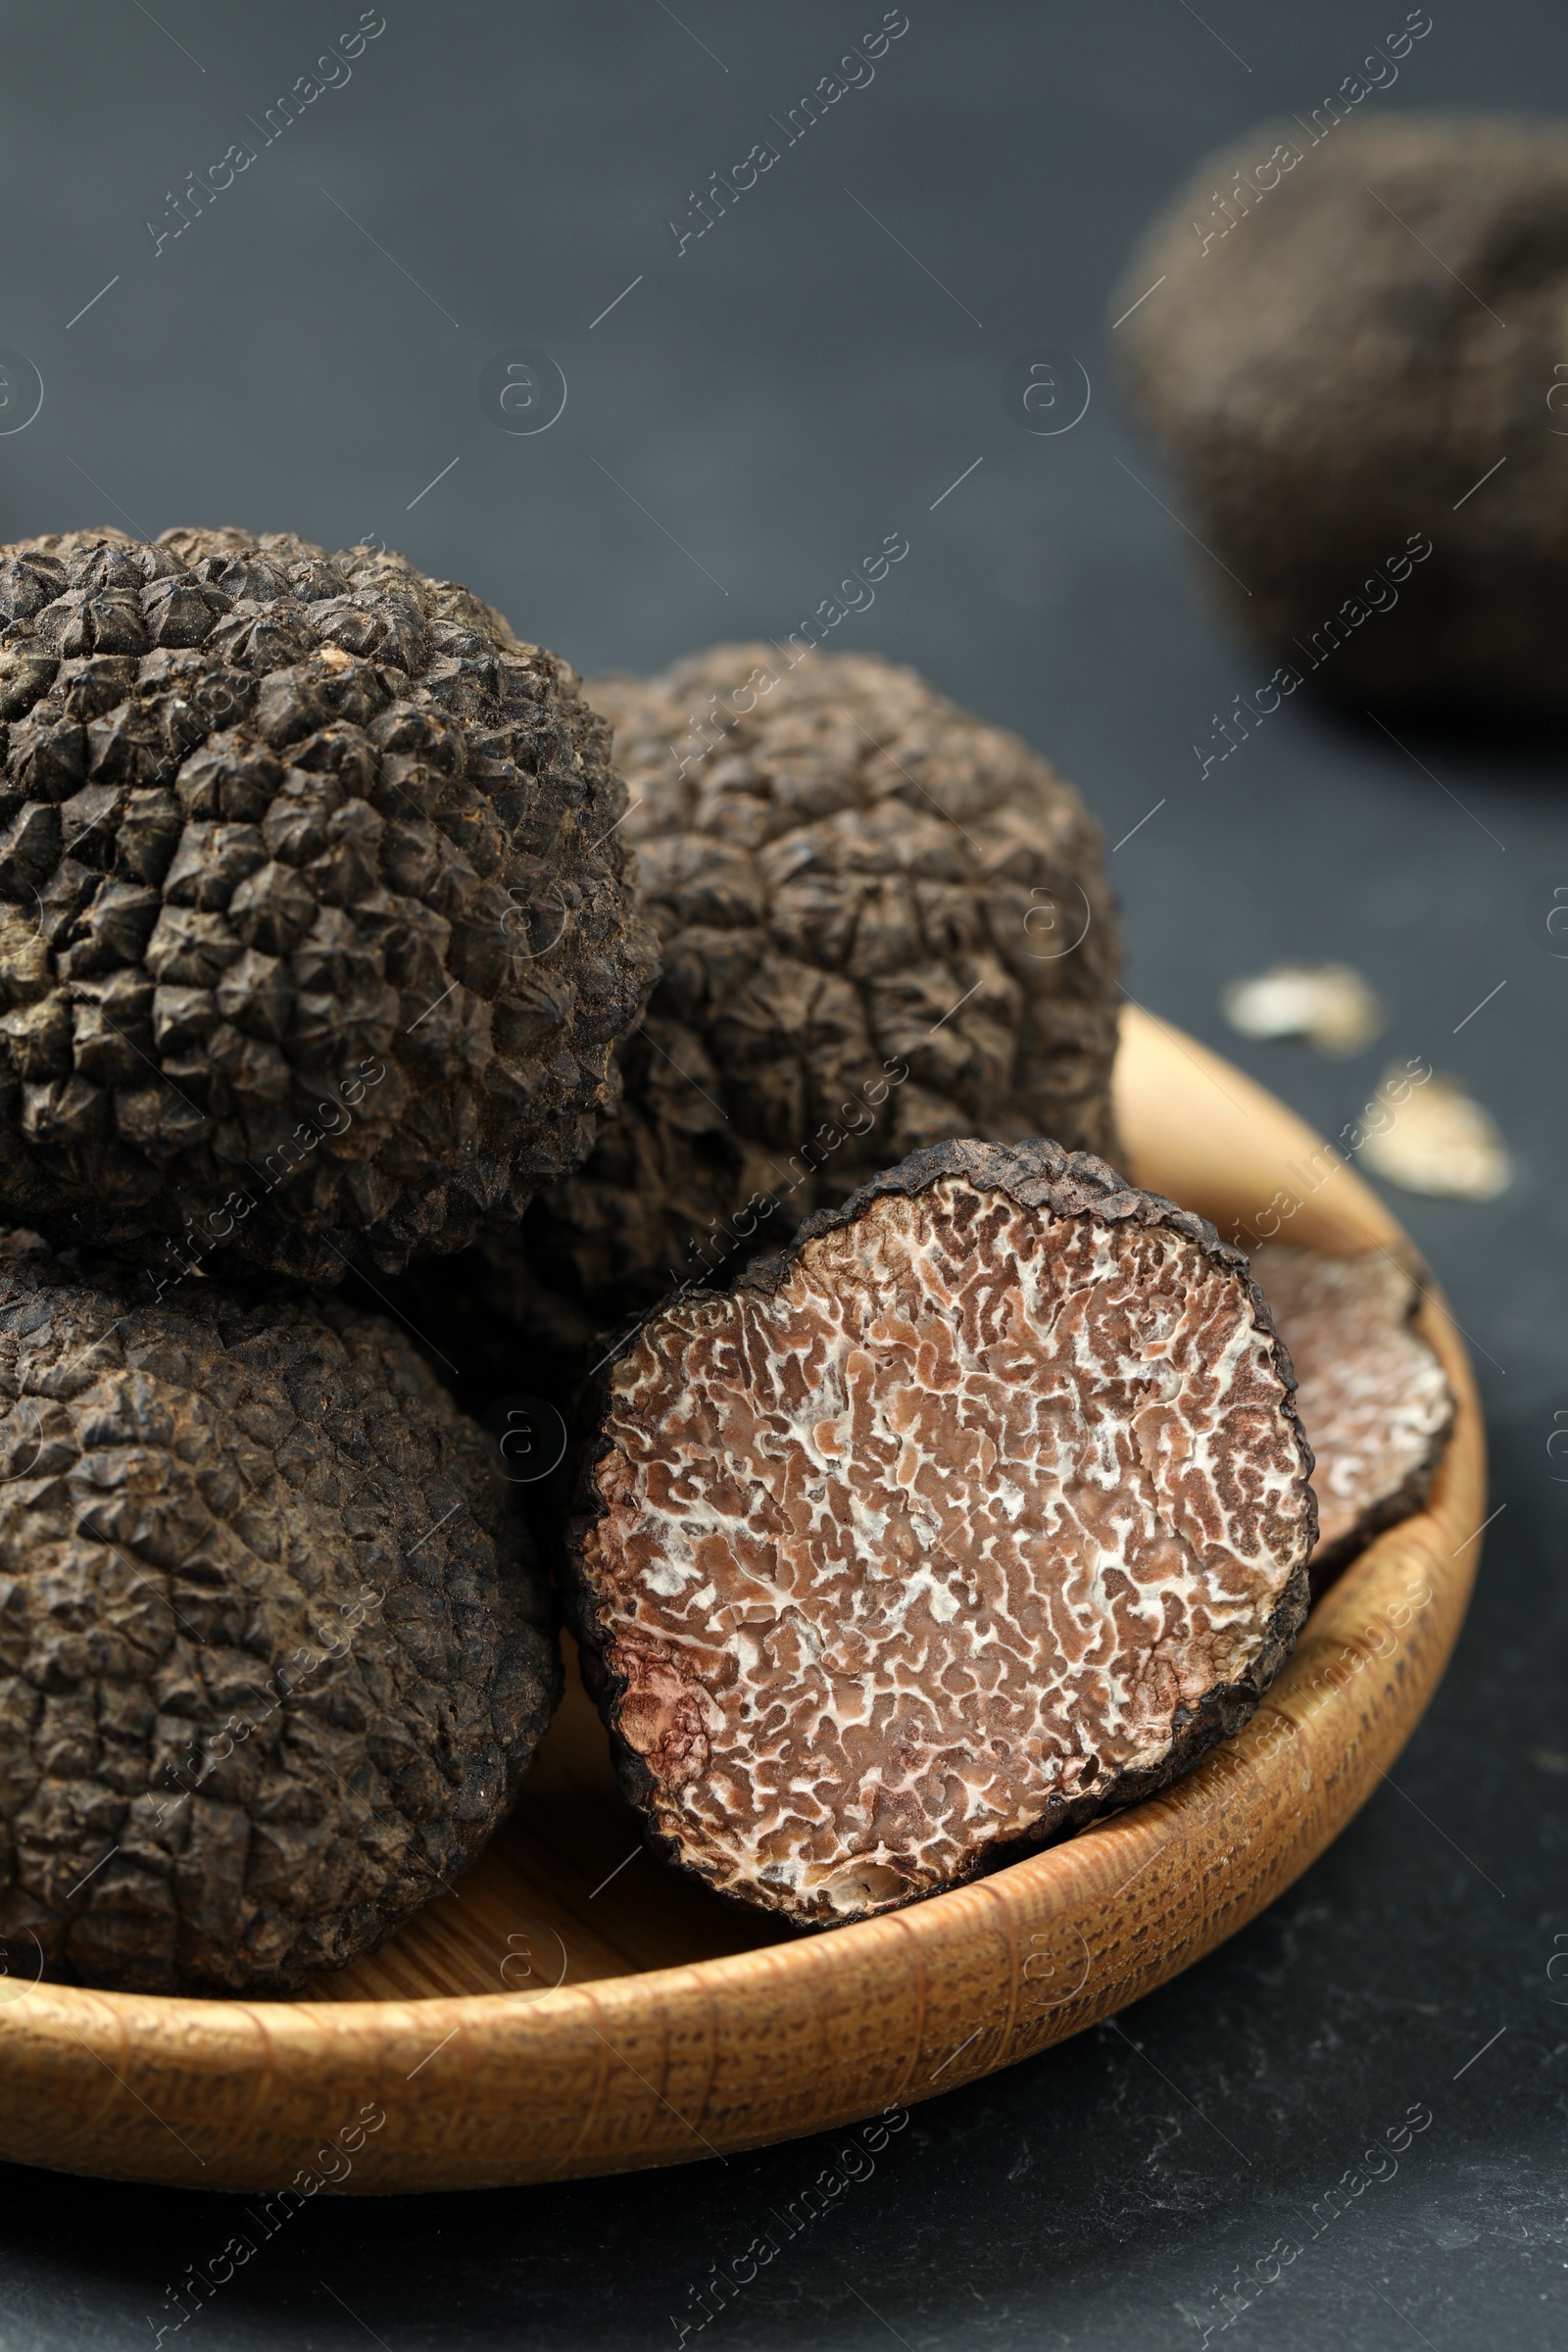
[0,1227,559,1995]
[567,1138,1315,1930]
[0,526,658,1283]
[463,645,1121,1364]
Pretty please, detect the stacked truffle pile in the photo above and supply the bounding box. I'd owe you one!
[0,524,658,1991]
[0,536,1456,1983]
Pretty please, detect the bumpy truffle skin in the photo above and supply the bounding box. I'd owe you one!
[0,525,656,1281]
[567,1140,1315,1928]
[476,645,1120,1356]
[1116,116,1568,710]
[1250,1244,1453,1593]
[0,1231,559,1994]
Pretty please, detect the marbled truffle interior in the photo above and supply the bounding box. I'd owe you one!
[572,1145,1314,1924]
[1251,1243,1452,1585]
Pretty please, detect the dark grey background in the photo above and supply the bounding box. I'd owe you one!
[1,2,1564,2346]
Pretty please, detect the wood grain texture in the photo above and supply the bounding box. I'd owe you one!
[0,1008,1487,2192]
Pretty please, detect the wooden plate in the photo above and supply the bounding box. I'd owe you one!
[0,1007,1487,2192]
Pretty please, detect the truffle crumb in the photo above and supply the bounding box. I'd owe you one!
[1359,1070,1512,1200]
[567,1139,1314,1926]
[1221,964,1385,1057]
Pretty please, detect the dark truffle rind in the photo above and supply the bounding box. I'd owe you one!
[0,526,657,1280]
[567,1138,1315,1927]
[1116,114,1568,710]
[1250,1242,1454,1595]
[466,647,1121,1369]
[0,1230,559,1993]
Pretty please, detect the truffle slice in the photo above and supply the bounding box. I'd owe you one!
[567,1140,1315,1927]
[450,645,1121,1377]
[1250,1244,1453,1592]
[0,525,657,1281]
[0,1230,559,1994]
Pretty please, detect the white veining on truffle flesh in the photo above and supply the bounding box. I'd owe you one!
[580,1176,1313,1921]
[1251,1243,1452,1578]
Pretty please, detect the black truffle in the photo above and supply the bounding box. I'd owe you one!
[1116,114,1568,710]
[567,1140,1314,1927]
[0,1229,558,1994]
[1250,1243,1453,1593]
[463,644,1121,1369]
[0,526,657,1283]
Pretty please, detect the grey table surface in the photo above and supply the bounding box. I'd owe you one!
[0,3,1564,2346]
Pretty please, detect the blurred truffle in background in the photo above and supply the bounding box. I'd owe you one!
[1115,112,1568,713]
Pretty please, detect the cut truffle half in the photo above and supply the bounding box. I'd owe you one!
[1250,1244,1453,1593]
[567,1139,1315,1927]
[0,1229,559,1994]
[0,525,657,1282]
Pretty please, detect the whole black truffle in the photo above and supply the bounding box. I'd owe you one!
[0,526,657,1283]
[567,1140,1314,1926]
[459,644,1120,1367]
[0,1230,559,1994]
[1116,114,1568,710]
